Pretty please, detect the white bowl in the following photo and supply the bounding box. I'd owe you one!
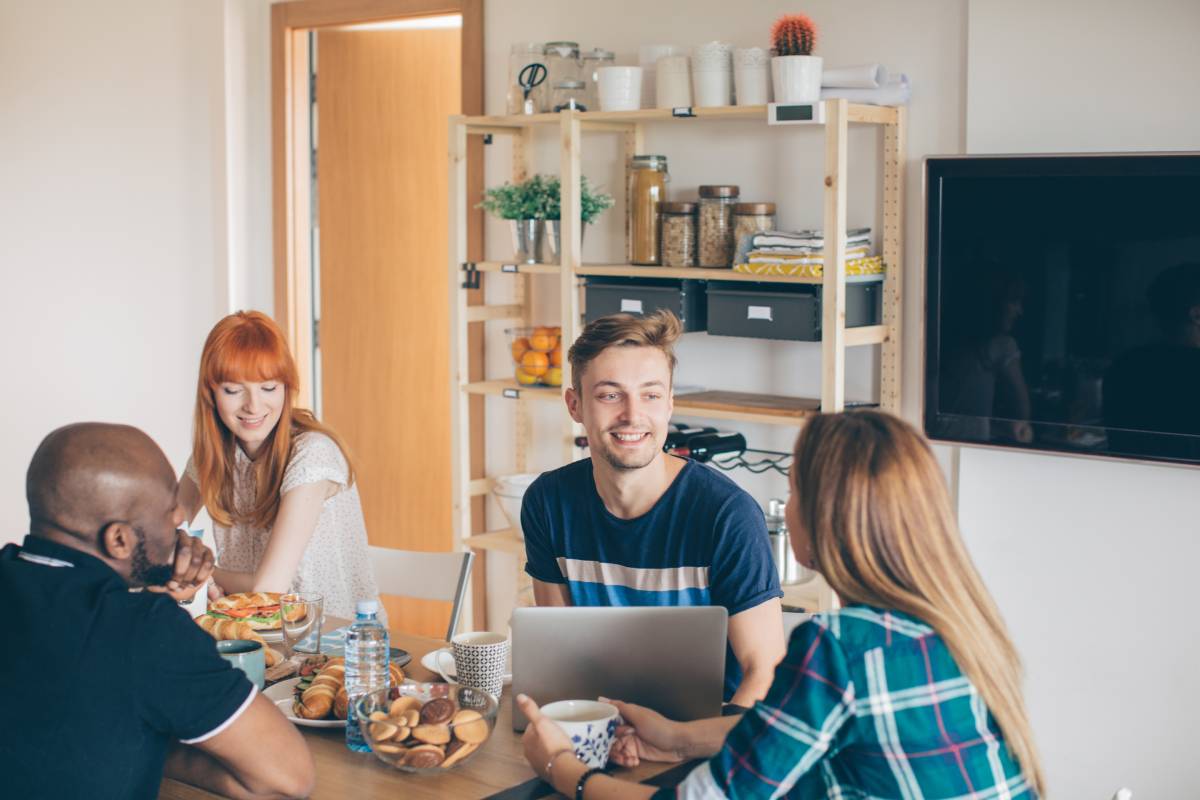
[493,473,539,539]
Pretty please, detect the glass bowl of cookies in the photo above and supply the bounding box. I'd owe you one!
[354,683,498,773]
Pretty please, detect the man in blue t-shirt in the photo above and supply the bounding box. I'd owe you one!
[522,311,785,705]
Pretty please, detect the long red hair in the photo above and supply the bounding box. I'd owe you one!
[192,311,356,529]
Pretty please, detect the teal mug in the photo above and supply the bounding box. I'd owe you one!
[217,639,266,690]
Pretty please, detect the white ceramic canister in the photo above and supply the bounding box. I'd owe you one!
[733,47,771,106]
[655,55,692,109]
[596,66,643,112]
[691,41,733,107]
[638,44,686,109]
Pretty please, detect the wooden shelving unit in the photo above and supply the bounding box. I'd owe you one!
[448,100,906,623]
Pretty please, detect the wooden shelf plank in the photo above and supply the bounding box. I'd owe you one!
[578,264,819,284]
[673,390,820,426]
[844,324,889,347]
[464,530,525,556]
[472,261,561,275]
[462,103,898,129]
[462,379,562,400]
[465,304,525,323]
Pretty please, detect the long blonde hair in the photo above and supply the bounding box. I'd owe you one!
[192,311,356,529]
[792,410,1044,794]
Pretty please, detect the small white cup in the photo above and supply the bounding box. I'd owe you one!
[541,700,621,768]
[597,66,643,112]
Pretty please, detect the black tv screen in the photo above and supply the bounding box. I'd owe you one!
[924,153,1200,465]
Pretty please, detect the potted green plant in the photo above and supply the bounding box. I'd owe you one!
[543,176,615,260]
[479,175,552,263]
[770,13,822,104]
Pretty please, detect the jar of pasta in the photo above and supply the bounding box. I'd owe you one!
[629,155,670,265]
[660,202,697,267]
[697,185,740,267]
[732,202,776,264]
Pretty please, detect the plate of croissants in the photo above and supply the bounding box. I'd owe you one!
[262,655,408,728]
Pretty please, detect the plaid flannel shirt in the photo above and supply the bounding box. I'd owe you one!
[663,606,1036,799]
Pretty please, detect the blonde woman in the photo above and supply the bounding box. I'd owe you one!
[518,410,1044,799]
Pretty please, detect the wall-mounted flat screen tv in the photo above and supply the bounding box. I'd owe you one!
[925,153,1200,465]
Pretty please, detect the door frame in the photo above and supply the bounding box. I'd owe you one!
[270,0,487,623]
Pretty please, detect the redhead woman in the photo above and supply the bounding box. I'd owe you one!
[179,311,380,620]
[518,410,1044,799]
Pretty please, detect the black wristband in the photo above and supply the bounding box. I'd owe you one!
[575,766,605,800]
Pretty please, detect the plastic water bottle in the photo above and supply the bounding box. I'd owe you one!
[344,599,389,752]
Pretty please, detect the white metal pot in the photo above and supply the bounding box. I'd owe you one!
[545,220,587,261]
[771,55,823,104]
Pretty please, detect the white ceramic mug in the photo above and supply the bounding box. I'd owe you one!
[436,631,509,697]
[596,66,643,112]
[541,700,621,769]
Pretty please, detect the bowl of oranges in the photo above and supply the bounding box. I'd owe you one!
[509,326,563,387]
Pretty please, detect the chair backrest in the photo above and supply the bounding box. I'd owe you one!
[369,546,475,642]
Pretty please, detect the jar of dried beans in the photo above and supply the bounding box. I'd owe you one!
[697,184,740,267]
[660,202,697,267]
[732,202,776,263]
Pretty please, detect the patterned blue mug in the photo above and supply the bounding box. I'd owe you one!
[540,700,621,769]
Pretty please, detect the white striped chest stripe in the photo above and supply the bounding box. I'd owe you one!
[555,557,711,592]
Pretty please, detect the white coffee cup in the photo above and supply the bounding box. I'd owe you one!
[540,700,621,769]
[596,66,643,112]
[436,631,509,698]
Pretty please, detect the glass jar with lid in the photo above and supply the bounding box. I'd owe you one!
[552,80,588,112]
[732,202,776,264]
[660,202,697,267]
[580,48,614,114]
[629,155,670,265]
[543,42,581,97]
[697,184,740,267]
[508,42,547,115]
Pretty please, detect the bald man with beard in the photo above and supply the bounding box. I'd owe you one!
[0,423,314,800]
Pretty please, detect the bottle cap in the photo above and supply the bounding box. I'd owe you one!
[356,600,380,615]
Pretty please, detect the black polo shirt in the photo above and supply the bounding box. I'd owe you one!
[0,535,254,799]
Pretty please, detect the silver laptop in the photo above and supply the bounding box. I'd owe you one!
[510,606,727,730]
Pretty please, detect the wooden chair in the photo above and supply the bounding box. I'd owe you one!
[369,546,475,641]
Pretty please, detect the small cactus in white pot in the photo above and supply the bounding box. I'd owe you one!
[770,13,822,104]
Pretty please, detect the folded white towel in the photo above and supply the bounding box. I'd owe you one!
[820,74,911,106]
[822,63,888,89]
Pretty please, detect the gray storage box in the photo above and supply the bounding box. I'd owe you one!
[706,277,882,341]
[584,277,707,332]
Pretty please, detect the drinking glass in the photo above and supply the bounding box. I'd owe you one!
[280,592,324,657]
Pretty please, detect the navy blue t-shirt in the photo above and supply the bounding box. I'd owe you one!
[522,457,782,699]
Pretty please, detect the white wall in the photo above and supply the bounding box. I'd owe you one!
[479,0,967,627]
[960,1,1200,796]
[0,0,239,543]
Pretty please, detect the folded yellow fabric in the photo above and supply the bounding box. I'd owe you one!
[733,255,885,278]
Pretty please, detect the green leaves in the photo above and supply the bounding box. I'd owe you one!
[478,174,614,224]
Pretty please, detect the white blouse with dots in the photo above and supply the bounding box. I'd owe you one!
[189,432,380,621]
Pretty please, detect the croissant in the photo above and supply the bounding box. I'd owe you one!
[196,614,282,667]
[295,659,345,719]
[297,658,404,720]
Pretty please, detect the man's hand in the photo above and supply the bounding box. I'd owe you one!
[602,697,687,767]
[147,530,215,602]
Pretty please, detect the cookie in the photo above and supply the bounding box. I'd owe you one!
[403,744,446,769]
[452,709,489,744]
[389,696,421,717]
[403,709,420,728]
[420,697,455,725]
[442,740,478,768]
[369,721,399,742]
[412,723,451,745]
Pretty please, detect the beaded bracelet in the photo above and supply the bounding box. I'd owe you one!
[575,766,605,800]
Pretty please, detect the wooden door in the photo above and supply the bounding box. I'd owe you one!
[316,26,460,638]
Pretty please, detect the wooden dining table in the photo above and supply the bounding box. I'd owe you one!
[159,623,681,799]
